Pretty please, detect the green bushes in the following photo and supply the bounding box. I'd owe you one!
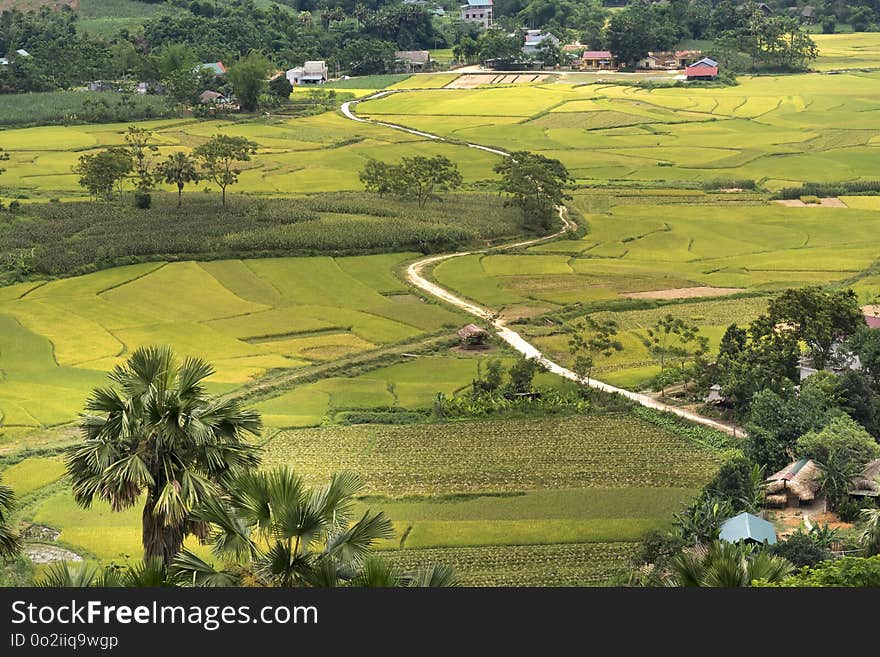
[0,91,177,128]
[702,179,758,191]
[773,180,880,200]
[0,192,522,282]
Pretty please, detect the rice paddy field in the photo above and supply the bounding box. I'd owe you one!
[7,46,880,585]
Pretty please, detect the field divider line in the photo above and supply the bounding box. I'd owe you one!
[342,93,744,438]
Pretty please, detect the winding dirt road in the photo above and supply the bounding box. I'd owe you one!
[341,95,743,437]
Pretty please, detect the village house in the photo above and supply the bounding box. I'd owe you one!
[685,57,719,81]
[198,90,226,104]
[580,50,617,71]
[848,459,880,500]
[719,512,778,545]
[0,48,30,66]
[460,0,493,29]
[457,324,490,348]
[765,458,822,508]
[395,51,431,72]
[287,61,329,85]
[522,30,560,56]
[801,5,817,23]
[674,50,702,68]
[195,62,227,77]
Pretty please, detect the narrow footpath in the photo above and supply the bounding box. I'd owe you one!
[340,94,743,437]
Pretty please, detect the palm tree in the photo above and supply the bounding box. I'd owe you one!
[157,152,200,206]
[859,508,880,556]
[816,452,861,510]
[38,559,171,587]
[670,541,793,587]
[0,475,20,559]
[66,345,262,566]
[171,468,455,587]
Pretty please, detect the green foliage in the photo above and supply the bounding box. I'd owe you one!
[359,155,462,208]
[193,134,258,205]
[796,414,880,468]
[65,345,262,565]
[859,508,880,557]
[706,454,765,513]
[769,529,832,568]
[506,356,547,395]
[713,11,818,72]
[0,474,20,560]
[641,313,709,394]
[774,180,880,200]
[768,287,863,370]
[341,39,397,76]
[671,540,794,587]
[73,148,132,201]
[228,51,274,112]
[568,316,623,389]
[758,555,880,587]
[674,494,734,544]
[157,152,201,206]
[630,407,734,452]
[123,126,159,193]
[269,74,293,101]
[494,152,573,231]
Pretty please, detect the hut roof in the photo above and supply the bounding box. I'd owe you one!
[765,458,821,502]
[719,512,778,545]
[848,458,880,496]
[457,324,489,339]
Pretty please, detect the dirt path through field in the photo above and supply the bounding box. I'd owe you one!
[340,94,744,437]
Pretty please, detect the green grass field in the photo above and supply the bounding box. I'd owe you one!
[0,254,466,440]
[814,32,880,71]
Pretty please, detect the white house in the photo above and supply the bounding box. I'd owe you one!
[460,0,492,29]
[522,30,560,56]
[287,61,328,85]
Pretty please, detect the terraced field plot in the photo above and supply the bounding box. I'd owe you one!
[814,32,880,71]
[0,110,501,200]
[433,190,880,386]
[357,73,880,188]
[0,254,465,439]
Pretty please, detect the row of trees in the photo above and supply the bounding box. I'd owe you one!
[74,127,257,206]
[360,151,573,232]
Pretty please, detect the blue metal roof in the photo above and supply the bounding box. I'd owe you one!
[465,0,492,5]
[719,512,777,545]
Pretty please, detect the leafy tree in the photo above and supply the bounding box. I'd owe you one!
[0,474,20,560]
[359,159,397,197]
[73,148,132,201]
[568,317,623,390]
[124,126,158,199]
[859,508,880,557]
[157,152,201,206]
[341,38,396,75]
[641,314,708,395]
[268,73,293,101]
[768,287,863,370]
[399,156,462,208]
[228,51,273,112]
[359,156,462,207]
[769,529,832,567]
[850,6,875,32]
[172,468,454,587]
[0,147,8,177]
[66,346,262,566]
[674,494,734,544]
[671,541,793,587]
[706,455,765,513]
[850,326,880,389]
[758,554,880,587]
[477,30,523,62]
[506,357,546,395]
[796,414,880,468]
[193,134,258,206]
[473,358,504,395]
[494,152,573,231]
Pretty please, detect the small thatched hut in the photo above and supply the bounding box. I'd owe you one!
[848,459,880,499]
[765,458,821,508]
[457,324,490,347]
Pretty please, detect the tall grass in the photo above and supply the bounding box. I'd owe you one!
[0,91,177,128]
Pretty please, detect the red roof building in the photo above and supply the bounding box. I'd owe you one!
[685,57,718,80]
[580,50,616,70]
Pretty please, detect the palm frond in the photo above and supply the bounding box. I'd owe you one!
[169,548,239,587]
[37,562,100,587]
[403,564,458,588]
[324,510,394,567]
[350,556,402,588]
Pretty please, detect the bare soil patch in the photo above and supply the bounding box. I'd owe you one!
[24,543,83,564]
[623,286,744,300]
[445,74,549,89]
[774,197,848,208]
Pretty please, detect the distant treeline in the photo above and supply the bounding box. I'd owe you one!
[773,180,880,199]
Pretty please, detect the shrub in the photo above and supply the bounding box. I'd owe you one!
[134,192,152,209]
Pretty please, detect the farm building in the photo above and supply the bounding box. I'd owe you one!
[460,0,493,29]
[848,459,880,500]
[798,341,863,381]
[636,52,680,70]
[686,57,718,81]
[719,512,778,545]
[765,459,821,508]
[458,324,490,347]
[704,384,723,404]
[0,49,30,66]
[522,30,560,55]
[756,2,773,15]
[198,90,226,104]
[287,61,329,85]
[801,5,817,23]
[580,51,617,71]
[674,50,702,67]
[195,62,227,76]
[395,51,431,71]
